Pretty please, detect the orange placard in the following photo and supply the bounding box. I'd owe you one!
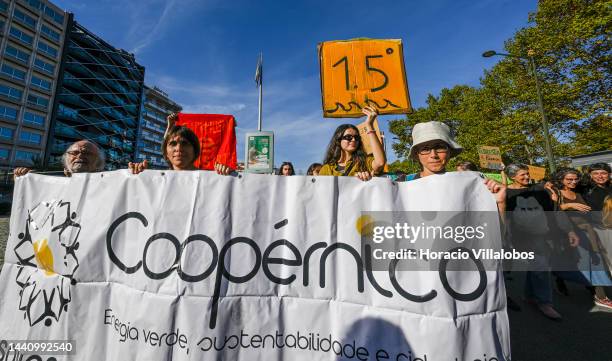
[528,165,546,181]
[319,38,411,118]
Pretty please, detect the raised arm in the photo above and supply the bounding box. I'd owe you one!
[362,106,386,174]
[164,113,178,139]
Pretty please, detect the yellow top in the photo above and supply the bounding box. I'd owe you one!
[319,155,375,176]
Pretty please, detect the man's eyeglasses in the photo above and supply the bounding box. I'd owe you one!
[341,135,360,142]
[66,149,95,158]
[417,144,450,155]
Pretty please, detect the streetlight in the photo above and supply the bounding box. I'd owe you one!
[482,50,556,174]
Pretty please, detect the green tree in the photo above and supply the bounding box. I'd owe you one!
[389,0,611,171]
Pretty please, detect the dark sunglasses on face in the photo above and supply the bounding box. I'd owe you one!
[341,134,361,142]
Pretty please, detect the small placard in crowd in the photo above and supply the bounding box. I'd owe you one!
[527,165,546,181]
[478,146,503,170]
[245,131,274,174]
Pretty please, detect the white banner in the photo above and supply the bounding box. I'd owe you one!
[0,171,510,361]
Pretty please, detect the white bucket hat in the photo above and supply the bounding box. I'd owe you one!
[409,121,462,157]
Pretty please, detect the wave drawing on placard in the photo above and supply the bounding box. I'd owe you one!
[325,98,401,113]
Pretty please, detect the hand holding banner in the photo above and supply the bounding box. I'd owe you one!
[0,172,510,361]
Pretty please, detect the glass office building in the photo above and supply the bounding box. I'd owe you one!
[135,85,181,169]
[0,0,67,203]
[45,15,145,170]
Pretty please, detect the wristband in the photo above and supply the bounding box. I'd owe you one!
[366,130,376,135]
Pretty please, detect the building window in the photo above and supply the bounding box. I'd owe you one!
[0,126,14,139]
[37,41,58,58]
[1,64,26,81]
[26,0,41,10]
[34,58,55,74]
[30,75,51,91]
[0,84,23,100]
[5,45,31,63]
[27,94,48,108]
[0,105,18,120]
[19,130,41,144]
[13,9,37,29]
[23,111,44,125]
[43,6,64,25]
[0,1,8,13]
[58,104,77,119]
[41,24,60,42]
[0,148,9,160]
[15,150,37,163]
[9,27,34,45]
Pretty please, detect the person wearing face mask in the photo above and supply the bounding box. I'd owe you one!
[319,106,386,181]
[14,140,106,177]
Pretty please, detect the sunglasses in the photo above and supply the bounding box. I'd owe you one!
[341,134,361,142]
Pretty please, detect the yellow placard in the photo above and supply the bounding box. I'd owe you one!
[319,38,412,118]
[528,165,546,181]
[478,146,503,170]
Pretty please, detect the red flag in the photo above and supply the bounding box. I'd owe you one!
[176,113,237,170]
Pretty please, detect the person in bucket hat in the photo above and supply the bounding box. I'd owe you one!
[405,121,462,180]
[405,121,505,208]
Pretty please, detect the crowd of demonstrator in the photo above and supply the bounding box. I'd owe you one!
[12,106,612,321]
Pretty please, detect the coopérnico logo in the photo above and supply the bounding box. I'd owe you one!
[13,200,80,327]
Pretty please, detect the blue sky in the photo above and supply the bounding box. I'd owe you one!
[53,0,537,172]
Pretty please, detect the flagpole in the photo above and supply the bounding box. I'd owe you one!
[258,78,263,131]
[257,53,263,131]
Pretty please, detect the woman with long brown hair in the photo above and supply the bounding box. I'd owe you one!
[319,106,385,181]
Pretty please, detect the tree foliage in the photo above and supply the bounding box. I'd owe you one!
[389,0,611,172]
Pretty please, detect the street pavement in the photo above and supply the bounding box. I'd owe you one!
[0,216,610,360]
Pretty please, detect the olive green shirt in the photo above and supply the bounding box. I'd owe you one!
[319,155,375,176]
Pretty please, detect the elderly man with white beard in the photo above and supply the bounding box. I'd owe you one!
[13,140,105,177]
